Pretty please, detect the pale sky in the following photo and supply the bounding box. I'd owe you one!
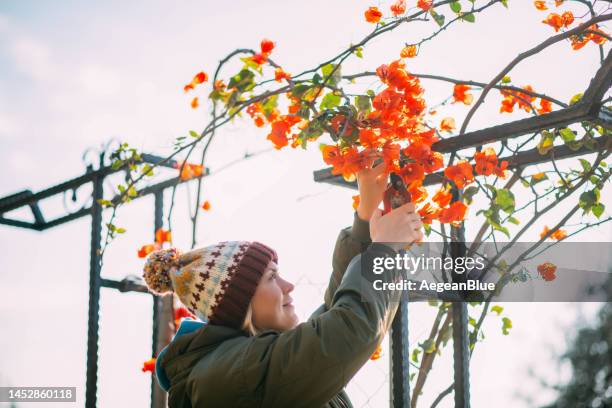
[1,0,611,407]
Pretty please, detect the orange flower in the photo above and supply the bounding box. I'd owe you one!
[417,0,433,11]
[352,195,360,210]
[142,358,156,373]
[418,202,441,224]
[267,115,301,150]
[174,306,195,321]
[274,67,291,82]
[402,141,443,173]
[201,200,211,211]
[390,0,406,16]
[540,225,567,240]
[268,121,290,150]
[190,97,199,109]
[500,95,516,113]
[537,262,557,281]
[537,98,552,114]
[423,151,444,173]
[213,80,226,91]
[444,161,474,189]
[500,85,536,113]
[365,6,383,23]
[440,117,455,132]
[400,45,417,58]
[407,181,428,204]
[399,163,425,185]
[474,147,498,176]
[561,11,574,26]
[183,71,208,92]
[174,306,196,328]
[155,228,172,244]
[250,53,268,65]
[138,244,156,258]
[370,344,383,360]
[176,162,204,181]
[359,128,384,149]
[438,201,468,224]
[331,114,355,137]
[494,160,508,179]
[555,0,563,5]
[534,1,548,10]
[516,85,536,112]
[542,13,564,31]
[260,39,275,54]
[321,144,341,166]
[432,186,452,208]
[571,24,609,50]
[453,84,473,105]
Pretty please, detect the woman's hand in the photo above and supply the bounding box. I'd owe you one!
[370,202,423,247]
[356,151,388,221]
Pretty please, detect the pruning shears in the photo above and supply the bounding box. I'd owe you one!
[382,172,412,215]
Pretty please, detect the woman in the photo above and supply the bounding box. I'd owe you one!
[142,158,423,407]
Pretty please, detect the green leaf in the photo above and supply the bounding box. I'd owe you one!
[592,203,605,218]
[411,348,421,363]
[431,10,446,26]
[559,128,576,143]
[355,95,371,112]
[537,131,555,155]
[530,172,548,186]
[501,75,511,84]
[508,216,520,225]
[569,93,583,106]
[240,56,263,74]
[495,189,515,214]
[228,69,255,92]
[262,94,279,117]
[354,47,363,59]
[491,305,504,315]
[501,317,512,335]
[579,158,592,173]
[500,0,508,7]
[423,223,432,237]
[319,93,341,110]
[291,84,311,98]
[450,1,461,13]
[463,186,479,205]
[115,227,126,234]
[111,159,124,170]
[579,190,598,213]
[321,63,342,86]
[97,199,113,207]
[141,164,154,177]
[420,339,436,354]
[462,12,475,22]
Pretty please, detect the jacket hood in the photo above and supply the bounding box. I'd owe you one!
[156,319,246,392]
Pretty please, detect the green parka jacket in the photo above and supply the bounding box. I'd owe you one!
[156,212,403,407]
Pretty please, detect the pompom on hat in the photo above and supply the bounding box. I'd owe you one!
[143,241,277,329]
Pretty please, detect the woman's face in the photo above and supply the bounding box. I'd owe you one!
[250,261,299,332]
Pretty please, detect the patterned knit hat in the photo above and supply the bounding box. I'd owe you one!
[142,241,277,329]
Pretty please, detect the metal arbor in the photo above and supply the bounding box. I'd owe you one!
[0,150,206,408]
[1,50,610,408]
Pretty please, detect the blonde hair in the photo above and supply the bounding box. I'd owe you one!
[242,303,261,336]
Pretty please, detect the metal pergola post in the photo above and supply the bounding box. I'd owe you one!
[389,301,410,407]
[85,162,104,408]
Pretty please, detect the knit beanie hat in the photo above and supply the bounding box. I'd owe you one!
[142,241,278,329]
